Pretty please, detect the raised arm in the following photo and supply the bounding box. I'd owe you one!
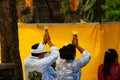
[44,27,54,47]
[72,33,91,68]
[72,33,84,53]
[37,27,59,70]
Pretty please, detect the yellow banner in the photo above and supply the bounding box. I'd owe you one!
[17,23,120,80]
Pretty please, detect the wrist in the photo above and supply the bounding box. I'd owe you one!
[47,41,54,47]
[75,44,79,48]
[43,42,47,45]
[43,41,47,44]
[77,45,85,53]
[47,40,52,44]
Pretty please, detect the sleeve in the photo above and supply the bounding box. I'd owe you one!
[24,55,32,66]
[75,50,91,68]
[98,64,104,80]
[48,67,57,78]
[35,46,59,71]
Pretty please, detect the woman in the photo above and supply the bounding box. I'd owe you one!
[56,33,91,80]
[98,49,120,80]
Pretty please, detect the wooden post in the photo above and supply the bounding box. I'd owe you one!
[98,0,101,24]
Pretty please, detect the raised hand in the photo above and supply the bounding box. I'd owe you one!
[72,33,78,47]
[43,26,54,47]
[43,27,50,44]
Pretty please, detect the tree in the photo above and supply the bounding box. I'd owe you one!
[17,0,25,5]
[17,0,96,23]
[59,0,96,22]
[0,0,23,80]
[101,0,120,21]
[31,0,64,23]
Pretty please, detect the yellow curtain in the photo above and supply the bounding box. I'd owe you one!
[18,23,120,80]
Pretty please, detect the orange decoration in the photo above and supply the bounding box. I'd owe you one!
[70,0,79,11]
[25,0,32,10]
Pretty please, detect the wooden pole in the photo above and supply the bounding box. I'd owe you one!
[98,0,101,24]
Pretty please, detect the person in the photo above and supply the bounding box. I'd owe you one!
[56,33,91,80]
[24,28,59,80]
[98,49,120,80]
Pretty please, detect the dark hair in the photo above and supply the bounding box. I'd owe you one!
[32,43,39,49]
[31,43,39,57]
[103,49,118,78]
[59,44,76,60]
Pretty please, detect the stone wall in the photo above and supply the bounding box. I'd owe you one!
[0,63,16,80]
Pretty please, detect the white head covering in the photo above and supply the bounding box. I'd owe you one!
[31,43,46,54]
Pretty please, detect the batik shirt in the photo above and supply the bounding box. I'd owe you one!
[56,50,91,80]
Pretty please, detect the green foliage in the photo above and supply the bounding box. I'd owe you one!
[84,0,96,12]
[101,0,120,21]
[106,0,120,9]
[59,1,69,17]
[83,0,97,22]
[106,10,120,21]
[82,0,96,22]
[59,0,96,22]
[58,0,98,22]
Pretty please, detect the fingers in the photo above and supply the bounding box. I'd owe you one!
[72,31,78,41]
[72,31,78,46]
[44,26,49,35]
[43,28,79,47]
[73,34,77,40]
[43,26,51,44]
[44,26,48,32]
[44,26,50,37]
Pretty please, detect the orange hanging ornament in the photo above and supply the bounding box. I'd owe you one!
[25,0,32,10]
[70,0,79,11]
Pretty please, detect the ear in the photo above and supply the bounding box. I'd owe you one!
[38,54,42,58]
[38,53,45,59]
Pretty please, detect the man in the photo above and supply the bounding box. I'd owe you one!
[56,33,91,80]
[24,29,59,80]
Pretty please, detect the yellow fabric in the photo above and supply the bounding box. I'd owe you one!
[13,23,120,80]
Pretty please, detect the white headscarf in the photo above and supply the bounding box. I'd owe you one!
[31,43,45,54]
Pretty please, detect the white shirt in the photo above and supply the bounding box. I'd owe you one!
[24,43,59,80]
[56,50,91,80]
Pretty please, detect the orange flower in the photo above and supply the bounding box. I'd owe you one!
[70,0,79,11]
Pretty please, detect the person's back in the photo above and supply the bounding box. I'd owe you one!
[25,54,58,80]
[24,28,59,80]
[98,49,120,80]
[98,64,120,80]
[56,33,91,80]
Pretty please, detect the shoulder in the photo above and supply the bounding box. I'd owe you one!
[99,64,103,67]
[24,55,32,63]
[98,64,103,71]
[118,64,120,66]
[113,64,120,69]
[56,57,65,64]
[117,64,120,69]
